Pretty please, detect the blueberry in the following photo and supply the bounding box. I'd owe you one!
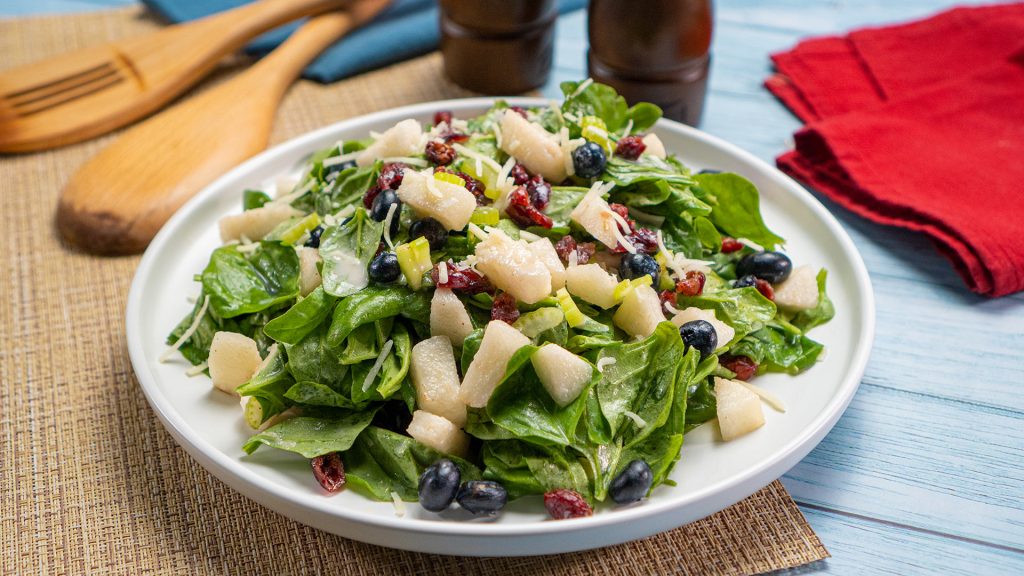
[609,460,653,504]
[418,459,461,512]
[619,253,660,287]
[456,480,508,515]
[326,159,356,175]
[572,141,607,179]
[370,189,402,236]
[679,320,717,358]
[409,217,448,251]
[733,274,757,289]
[304,225,324,248]
[735,251,792,284]
[368,252,401,284]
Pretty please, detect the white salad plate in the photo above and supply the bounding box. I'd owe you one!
[126,98,874,557]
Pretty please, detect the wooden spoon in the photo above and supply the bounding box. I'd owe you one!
[58,0,389,255]
[0,0,353,153]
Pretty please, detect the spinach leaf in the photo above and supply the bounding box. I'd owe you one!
[343,426,481,501]
[200,242,300,318]
[166,290,229,365]
[326,286,431,347]
[243,189,271,210]
[242,409,378,458]
[460,328,485,374]
[693,173,785,249]
[481,440,592,500]
[684,377,717,433]
[236,345,294,423]
[320,164,378,215]
[284,380,357,409]
[319,209,383,298]
[339,323,379,365]
[790,269,835,332]
[263,287,337,345]
[729,323,824,374]
[604,155,694,191]
[545,186,588,227]
[677,287,777,343]
[286,322,350,387]
[560,80,662,135]
[480,346,599,447]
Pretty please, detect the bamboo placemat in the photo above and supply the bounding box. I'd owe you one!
[0,7,829,575]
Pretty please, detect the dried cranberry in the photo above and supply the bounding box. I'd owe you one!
[432,261,493,294]
[554,235,577,263]
[576,242,596,264]
[510,163,530,185]
[444,132,470,143]
[311,453,345,494]
[721,237,744,253]
[509,106,528,119]
[615,135,647,160]
[675,271,706,297]
[437,168,489,205]
[609,203,631,226]
[506,186,553,229]
[433,110,453,126]
[490,293,520,324]
[425,140,456,166]
[377,163,406,190]
[526,175,551,210]
[362,184,382,209]
[720,355,758,381]
[659,289,677,309]
[614,227,658,254]
[754,278,775,301]
[544,489,593,519]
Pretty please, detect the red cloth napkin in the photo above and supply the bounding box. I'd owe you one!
[766,4,1024,296]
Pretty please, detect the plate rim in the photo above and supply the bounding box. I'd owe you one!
[126,97,875,543]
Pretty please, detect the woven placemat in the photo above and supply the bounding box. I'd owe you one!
[0,7,829,575]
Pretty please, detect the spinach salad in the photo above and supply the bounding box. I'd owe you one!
[164,80,834,520]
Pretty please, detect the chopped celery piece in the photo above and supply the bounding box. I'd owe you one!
[613,275,653,303]
[513,307,565,338]
[433,171,466,188]
[396,237,433,290]
[279,213,321,245]
[581,115,613,154]
[556,288,586,328]
[243,397,263,429]
[470,207,500,226]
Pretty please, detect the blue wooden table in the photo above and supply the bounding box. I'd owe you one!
[5,1,1022,573]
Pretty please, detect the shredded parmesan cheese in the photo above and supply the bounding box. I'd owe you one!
[467,223,489,241]
[548,100,565,126]
[596,357,617,373]
[518,229,542,242]
[323,151,360,167]
[620,119,634,138]
[268,178,315,207]
[737,237,765,252]
[369,130,382,140]
[381,156,429,167]
[562,112,579,123]
[453,144,504,175]
[382,203,398,249]
[609,215,637,254]
[185,362,208,377]
[391,491,406,517]
[629,207,665,227]
[160,295,210,362]
[567,250,579,268]
[362,339,394,392]
[438,261,449,284]
[664,301,681,316]
[236,243,261,254]
[570,78,594,98]
[736,381,787,413]
[623,410,648,429]
[492,121,503,148]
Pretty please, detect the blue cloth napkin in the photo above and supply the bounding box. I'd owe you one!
[141,0,588,83]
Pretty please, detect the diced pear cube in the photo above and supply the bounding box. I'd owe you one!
[527,238,566,290]
[773,266,819,311]
[531,344,593,406]
[208,332,262,395]
[565,263,618,309]
[613,284,664,338]
[569,186,620,249]
[498,109,567,182]
[407,410,470,458]
[219,204,302,243]
[410,336,466,427]
[714,377,765,441]
[670,307,735,350]
[430,288,474,347]
[396,170,477,232]
[474,229,552,304]
[641,133,666,159]
[356,118,424,166]
[459,321,531,408]
[297,246,322,296]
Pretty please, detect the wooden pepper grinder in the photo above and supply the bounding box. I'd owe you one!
[439,0,557,94]
[588,0,713,126]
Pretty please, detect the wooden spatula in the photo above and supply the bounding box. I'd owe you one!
[58,0,389,255]
[0,0,352,153]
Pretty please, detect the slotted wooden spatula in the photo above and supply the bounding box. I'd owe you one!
[0,0,351,153]
[58,0,389,255]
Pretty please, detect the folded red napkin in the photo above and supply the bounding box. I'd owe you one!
[766,4,1024,296]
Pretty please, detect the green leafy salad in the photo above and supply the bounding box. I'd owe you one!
[164,80,835,519]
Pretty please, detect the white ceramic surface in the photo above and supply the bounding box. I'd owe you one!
[126,98,874,557]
